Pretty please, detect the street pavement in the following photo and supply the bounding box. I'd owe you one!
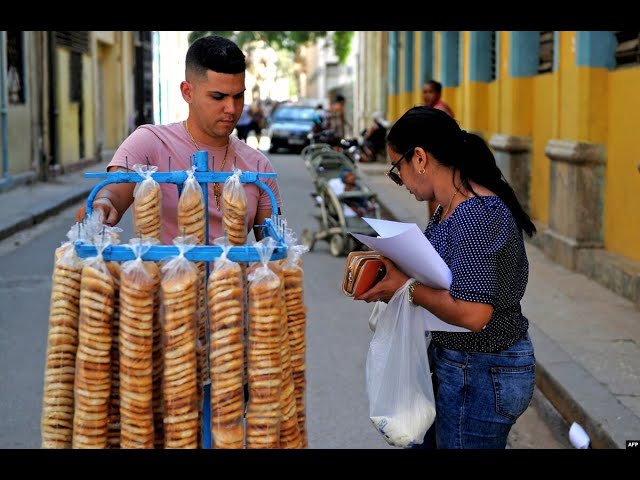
[0,154,639,449]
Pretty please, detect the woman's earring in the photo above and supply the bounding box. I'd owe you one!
[418,167,425,175]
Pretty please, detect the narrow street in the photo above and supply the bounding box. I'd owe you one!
[0,149,572,449]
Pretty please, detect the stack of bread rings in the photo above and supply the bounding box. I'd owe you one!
[118,261,159,448]
[42,169,308,449]
[41,243,83,448]
[208,259,245,448]
[177,172,208,447]
[221,175,248,246]
[105,262,122,448]
[160,266,200,449]
[281,259,308,447]
[133,178,162,241]
[73,261,116,448]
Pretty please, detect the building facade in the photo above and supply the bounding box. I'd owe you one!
[357,31,640,304]
[0,31,153,190]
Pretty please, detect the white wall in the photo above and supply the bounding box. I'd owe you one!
[154,31,190,125]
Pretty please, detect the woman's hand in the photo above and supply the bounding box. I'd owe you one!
[354,256,409,303]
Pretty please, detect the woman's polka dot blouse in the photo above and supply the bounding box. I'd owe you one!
[424,195,530,353]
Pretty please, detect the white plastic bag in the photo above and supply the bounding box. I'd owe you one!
[366,279,436,448]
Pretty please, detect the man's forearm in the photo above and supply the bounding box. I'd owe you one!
[93,169,135,225]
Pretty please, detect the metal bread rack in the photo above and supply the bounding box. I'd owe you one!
[74,149,288,449]
[74,150,287,261]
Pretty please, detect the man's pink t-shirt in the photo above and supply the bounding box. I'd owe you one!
[107,122,283,245]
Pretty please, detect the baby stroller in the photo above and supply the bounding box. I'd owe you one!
[301,147,381,257]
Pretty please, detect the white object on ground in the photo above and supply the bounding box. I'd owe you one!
[569,422,591,449]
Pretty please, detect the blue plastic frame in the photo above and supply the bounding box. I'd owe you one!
[74,150,288,449]
[74,150,288,262]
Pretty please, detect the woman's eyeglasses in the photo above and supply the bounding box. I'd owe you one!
[386,148,414,186]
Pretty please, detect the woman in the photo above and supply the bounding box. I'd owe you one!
[355,106,537,448]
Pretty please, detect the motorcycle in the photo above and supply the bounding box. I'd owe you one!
[340,137,369,163]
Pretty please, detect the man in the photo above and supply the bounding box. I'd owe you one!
[77,35,282,244]
[327,93,349,146]
[361,111,388,162]
[423,79,454,218]
[422,80,455,118]
[235,103,252,142]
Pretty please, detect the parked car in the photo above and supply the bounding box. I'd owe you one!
[267,104,317,153]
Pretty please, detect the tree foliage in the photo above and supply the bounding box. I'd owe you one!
[188,31,353,64]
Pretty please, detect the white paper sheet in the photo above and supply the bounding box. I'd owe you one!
[351,218,470,333]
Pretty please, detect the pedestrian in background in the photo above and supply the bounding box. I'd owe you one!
[356,106,537,449]
[422,79,455,118]
[236,104,252,142]
[327,93,349,147]
[76,34,283,243]
[249,100,265,141]
[422,79,455,220]
[361,111,389,162]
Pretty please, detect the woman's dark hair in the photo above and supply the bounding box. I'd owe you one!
[186,35,246,79]
[387,106,536,237]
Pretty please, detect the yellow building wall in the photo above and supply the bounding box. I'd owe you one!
[413,32,424,106]
[82,55,95,159]
[56,49,80,166]
[6,106,32,175]
[530,74,555,224]
[558,32,580,140]
[102,42,123,150]
[465,82,489,137]
[487,76,500,137]
[576,67,609,143]
[94,31,115,45]
[383,30,640,263]
[606,67,640,260]
[501,76,533,136]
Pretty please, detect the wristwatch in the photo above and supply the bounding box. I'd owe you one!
[407,280,422,306]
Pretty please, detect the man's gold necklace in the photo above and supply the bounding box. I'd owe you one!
[183,120,229,210]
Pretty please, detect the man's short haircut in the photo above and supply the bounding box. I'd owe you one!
[185,35,246,79]
[335,94,346,103]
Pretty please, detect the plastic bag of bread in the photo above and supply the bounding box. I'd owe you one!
[208,238,245,449]
[221,168,248,246]
[160,234,200,449]
[119,237,161,449]
[245,237,283,448]
[82,208,123,246]
[41,221,87,448]
[281,227,309,448]
[177,166,205,244]
[132,164,162,240]
[178,165,208,406]
[73,236,116,449]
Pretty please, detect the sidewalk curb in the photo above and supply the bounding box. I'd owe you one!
[0,185,94,242]
[528,324,632,449]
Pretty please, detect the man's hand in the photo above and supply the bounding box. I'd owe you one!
[91,197,119,226]
[73,197,119,226]
[74,205,87,223]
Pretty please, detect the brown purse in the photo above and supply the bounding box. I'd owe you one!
[342,251,386,297]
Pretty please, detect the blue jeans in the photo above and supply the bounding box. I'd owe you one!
[413,333,535,449]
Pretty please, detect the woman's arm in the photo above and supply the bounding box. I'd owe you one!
[355,256,493,332]
[408,282,493,332]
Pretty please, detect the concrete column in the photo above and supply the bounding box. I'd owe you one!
[488,134,531,214]
[543,139,606,270]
